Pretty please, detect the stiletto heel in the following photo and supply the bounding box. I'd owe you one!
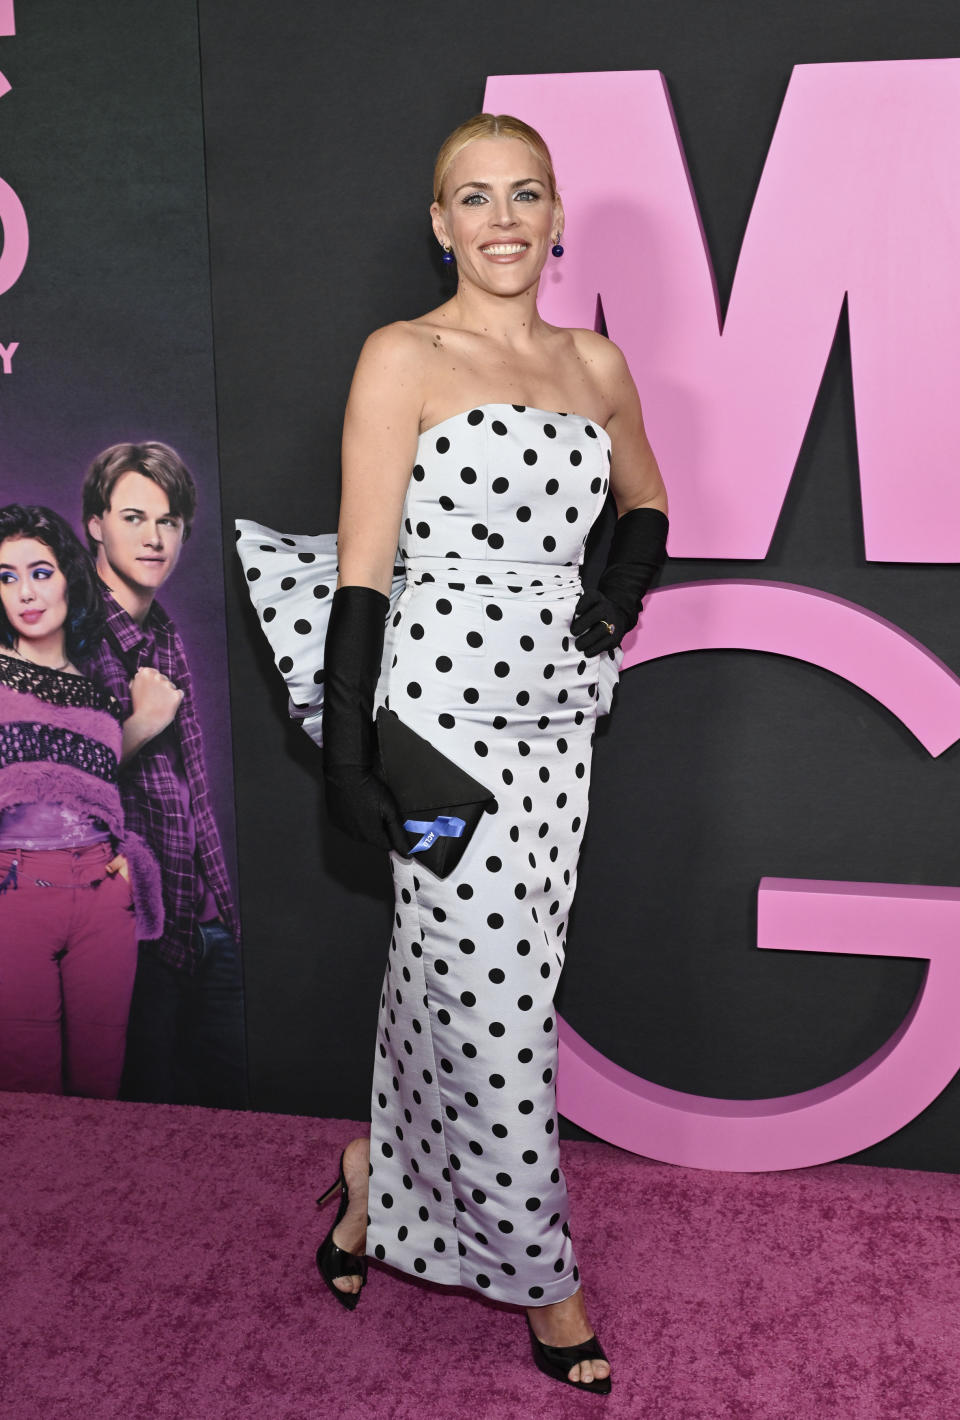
[527,1318,612,1395]
[315,1151,368,1311]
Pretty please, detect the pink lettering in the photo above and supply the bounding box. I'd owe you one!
[485,64,960,562]
[551,581,960,1169]
[0,7,26,295]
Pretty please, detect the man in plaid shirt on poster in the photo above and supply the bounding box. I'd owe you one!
[82,442,247,1108]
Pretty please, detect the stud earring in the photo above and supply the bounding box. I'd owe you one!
[551,237,565,258]
[441,244,454,266]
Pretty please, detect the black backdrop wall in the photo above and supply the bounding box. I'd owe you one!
[196,0,960,1170]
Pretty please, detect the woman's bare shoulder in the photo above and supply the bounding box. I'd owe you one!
[357,319,432,363]
[567,326,629,375]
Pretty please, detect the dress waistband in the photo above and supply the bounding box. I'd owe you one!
[404,556,583,600]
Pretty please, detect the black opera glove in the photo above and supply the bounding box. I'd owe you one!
[572,507,669,656]
[322,585,409,854]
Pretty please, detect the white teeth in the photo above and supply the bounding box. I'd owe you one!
[482,243,527,255]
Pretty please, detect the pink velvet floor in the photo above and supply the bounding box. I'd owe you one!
[2,1091,959,1419]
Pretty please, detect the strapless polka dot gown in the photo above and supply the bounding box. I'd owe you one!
[367,404,618,1306]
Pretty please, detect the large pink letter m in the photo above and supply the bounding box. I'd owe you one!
[486,63,960,561]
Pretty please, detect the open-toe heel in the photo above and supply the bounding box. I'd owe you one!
[315,1151,368,1312]
[527,1318,612,1395]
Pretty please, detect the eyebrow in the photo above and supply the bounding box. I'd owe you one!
[452,177,546,195]
[0,558,55,570]
[118,506,179,518]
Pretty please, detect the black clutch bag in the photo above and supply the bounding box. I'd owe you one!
[375,707,496,878]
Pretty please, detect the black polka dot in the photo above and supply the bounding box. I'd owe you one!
[523,449,538,465]
[436,436,450,453]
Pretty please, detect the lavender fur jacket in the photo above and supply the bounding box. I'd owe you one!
[0,653,163,939]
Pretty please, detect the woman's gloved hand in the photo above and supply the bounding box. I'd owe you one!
[572,507,669,656]
[322,585,409,854]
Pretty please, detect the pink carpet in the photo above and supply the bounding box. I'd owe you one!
[2,1091,958,1419]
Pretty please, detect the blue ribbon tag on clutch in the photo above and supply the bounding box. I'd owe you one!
[403,815,466,854]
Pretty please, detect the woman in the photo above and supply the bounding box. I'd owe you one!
[314,113,668,1394]
[0,504,162,1098]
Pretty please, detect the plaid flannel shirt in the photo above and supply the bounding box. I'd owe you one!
[83,589,239,973]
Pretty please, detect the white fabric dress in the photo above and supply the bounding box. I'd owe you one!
[237,404,621,1304]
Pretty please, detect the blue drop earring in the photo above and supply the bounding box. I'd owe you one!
[441,244,454,266]
[551,235,564,258]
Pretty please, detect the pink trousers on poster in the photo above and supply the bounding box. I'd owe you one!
[0,842,138,1098]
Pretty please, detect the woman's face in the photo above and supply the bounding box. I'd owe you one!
[431,136,561,297]
[0,535,70,646]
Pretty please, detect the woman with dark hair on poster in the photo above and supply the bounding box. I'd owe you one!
[240,112,667,1394]
[0,504,162,1099]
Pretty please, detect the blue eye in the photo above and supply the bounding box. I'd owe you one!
[461,192,487,206]
[514,189,540,201]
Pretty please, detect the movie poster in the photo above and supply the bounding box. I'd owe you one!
[0,1,246,1106]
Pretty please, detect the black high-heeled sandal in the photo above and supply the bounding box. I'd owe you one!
[315,1151,368,1311]
[527,1318,612,1395]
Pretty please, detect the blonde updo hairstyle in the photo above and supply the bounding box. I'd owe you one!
[432,112,558,206]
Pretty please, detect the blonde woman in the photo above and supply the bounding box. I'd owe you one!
[315,114,668,1394]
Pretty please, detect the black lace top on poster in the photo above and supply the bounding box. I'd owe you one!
[0,652,122,719]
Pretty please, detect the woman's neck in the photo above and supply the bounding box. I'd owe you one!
[13,631,70,671]
[443,280,546,346]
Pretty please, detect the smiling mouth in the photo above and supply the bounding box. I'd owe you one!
[19,609,44,622]
[480,242,529,256]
